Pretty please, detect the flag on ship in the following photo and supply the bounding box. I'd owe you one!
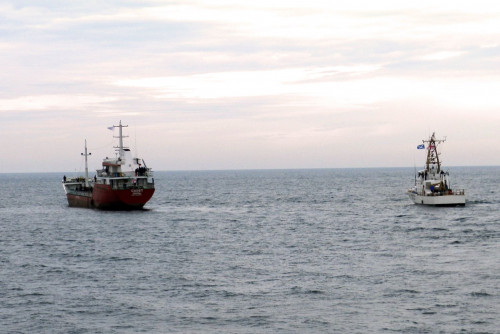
[417,144,425,149]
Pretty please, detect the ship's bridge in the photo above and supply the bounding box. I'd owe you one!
[97,151,151,178]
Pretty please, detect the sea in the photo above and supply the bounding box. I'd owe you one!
[0,167,498,333]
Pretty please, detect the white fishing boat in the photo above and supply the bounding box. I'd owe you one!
[407,133,465,206]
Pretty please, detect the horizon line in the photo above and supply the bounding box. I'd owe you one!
[1,164,499,175]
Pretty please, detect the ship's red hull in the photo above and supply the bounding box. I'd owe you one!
[91,184,155,210]
[65,184,154,210]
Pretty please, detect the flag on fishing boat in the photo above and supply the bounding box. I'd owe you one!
[107,126,114,130]
[417,144,425,149]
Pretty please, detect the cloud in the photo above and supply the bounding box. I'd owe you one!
[0,0,499,172]
[113,64,382,100]
[420,51,465,61]
[0,95,117,112]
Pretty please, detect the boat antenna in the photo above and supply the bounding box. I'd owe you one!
[134,126,139,160]
[414,164,417,186]
[413,150,417,186]
[81,139,91,188]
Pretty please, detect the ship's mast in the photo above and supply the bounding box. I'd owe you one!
[81,139,91,188]
[113,120,128,158]
[423,132,445,173]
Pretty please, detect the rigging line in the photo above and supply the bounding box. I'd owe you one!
[134,126,138,157]
[70,156,86,176]
[89,140,115,151]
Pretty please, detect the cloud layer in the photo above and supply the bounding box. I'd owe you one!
[1,0,499,172]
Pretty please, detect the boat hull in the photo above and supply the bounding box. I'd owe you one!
[63,183,155,210]
[408,191,465,206]
[66,192,93,208]
[92,184,155,210]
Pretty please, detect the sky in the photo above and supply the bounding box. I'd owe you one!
[1,0,499,173]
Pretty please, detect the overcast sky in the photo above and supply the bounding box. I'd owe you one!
[1,0,499,173]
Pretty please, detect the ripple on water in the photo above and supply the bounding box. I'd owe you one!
[0,168,498,333]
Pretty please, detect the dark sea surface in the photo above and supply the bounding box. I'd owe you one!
[0,167,498,333]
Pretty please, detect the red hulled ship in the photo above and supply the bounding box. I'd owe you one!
[62,121,155,210]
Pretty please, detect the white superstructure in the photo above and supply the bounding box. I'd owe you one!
[96,121,153,180]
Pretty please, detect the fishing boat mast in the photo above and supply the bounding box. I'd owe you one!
[423,132,445,173]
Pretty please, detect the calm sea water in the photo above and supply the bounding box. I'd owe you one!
[0,167,498,333]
